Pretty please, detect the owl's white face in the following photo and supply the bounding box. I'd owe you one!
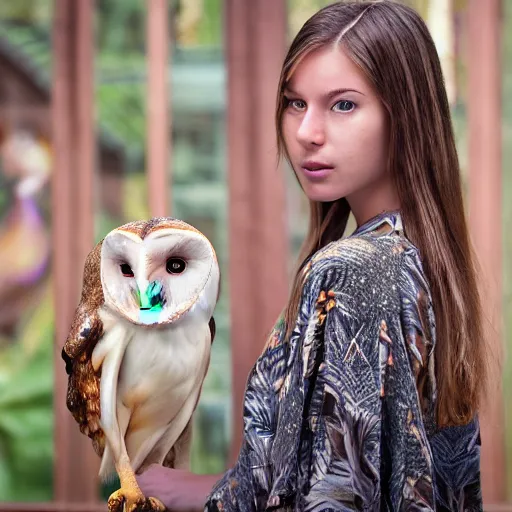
[100,226,219,326]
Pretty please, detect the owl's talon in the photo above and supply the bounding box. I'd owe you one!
[107,488,166,512]
[148,498,167,511]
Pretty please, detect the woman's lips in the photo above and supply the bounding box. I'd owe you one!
[300,161,334,180]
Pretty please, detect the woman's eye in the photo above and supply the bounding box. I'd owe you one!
[166,258,186,274]
[286,98,306,111]
[332,100,355,112]
[120,263,134,277]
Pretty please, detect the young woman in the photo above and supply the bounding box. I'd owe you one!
[138,2,487,510]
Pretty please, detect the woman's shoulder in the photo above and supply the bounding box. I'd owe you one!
[303,227,430,315]
[307,229,420,286]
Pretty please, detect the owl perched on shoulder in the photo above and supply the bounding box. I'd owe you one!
[62,217,220,512]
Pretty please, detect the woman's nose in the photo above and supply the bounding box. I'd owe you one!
[296,110,325,147]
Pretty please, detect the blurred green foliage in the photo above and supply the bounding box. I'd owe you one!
[0,286,54,501]
[0,339,53,500]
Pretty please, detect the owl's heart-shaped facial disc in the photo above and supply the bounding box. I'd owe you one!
[100,220,220,326]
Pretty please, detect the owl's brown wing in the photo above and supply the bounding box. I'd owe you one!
[61,241,106,457]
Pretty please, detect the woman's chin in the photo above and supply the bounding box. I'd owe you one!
[303,185,345,203]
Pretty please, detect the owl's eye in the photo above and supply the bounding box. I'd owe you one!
[120,263,134,277]
[166,257,186,274]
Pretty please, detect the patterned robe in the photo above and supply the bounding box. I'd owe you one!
[205,211,482,511]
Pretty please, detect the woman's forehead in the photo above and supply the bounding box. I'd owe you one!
[285,46,372,96]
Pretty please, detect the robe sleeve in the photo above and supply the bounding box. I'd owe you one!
[205,318,289,511]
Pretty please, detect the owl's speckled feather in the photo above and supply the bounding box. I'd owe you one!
[118,217,209,241]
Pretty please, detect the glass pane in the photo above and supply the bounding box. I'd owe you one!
[96,0,148,237]
[0,0,54,501]
[170,0,229,475]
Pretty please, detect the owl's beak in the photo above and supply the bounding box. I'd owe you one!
[137,279,150,309]
[137,280,164,324]
[137,280,163,310]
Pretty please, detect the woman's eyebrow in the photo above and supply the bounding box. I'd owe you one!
[283,86,365,98]
[325,88,365,99]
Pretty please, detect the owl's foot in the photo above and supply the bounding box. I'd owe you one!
[107,488,166,512]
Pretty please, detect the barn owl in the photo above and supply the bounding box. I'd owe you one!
[62,218,220,512]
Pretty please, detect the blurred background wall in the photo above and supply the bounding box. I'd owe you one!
[0,0,509,509]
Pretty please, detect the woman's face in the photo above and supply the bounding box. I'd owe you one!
[282,46,398,222]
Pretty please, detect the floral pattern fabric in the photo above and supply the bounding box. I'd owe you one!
[205,211,482,511]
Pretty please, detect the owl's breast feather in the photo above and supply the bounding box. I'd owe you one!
[94,306,212,469]
[119,314,211,416]
[94,308,210,403]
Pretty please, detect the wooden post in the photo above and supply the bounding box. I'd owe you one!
[225,0,289,463]
[146,0,170,218]
[75,0,96,273]
[52,0,99,502]
[467,0,506,504]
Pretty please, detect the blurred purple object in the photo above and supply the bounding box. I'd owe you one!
[0,130,51,338]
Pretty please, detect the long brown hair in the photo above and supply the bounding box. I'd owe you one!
[276,1,488,426]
